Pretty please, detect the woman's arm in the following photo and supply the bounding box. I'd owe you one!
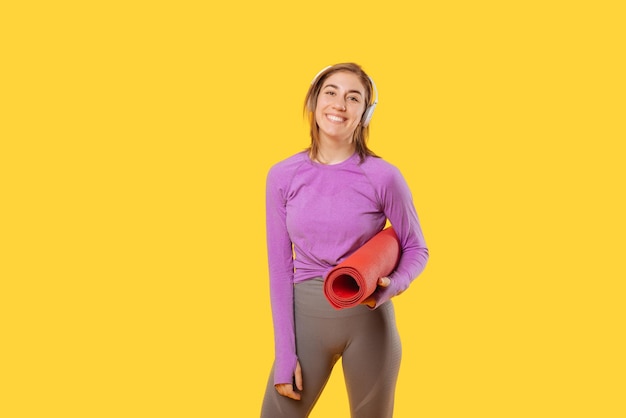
[370,166,429,308]
[265,166,299,386]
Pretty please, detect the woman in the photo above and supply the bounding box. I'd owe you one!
[261,63,429,418]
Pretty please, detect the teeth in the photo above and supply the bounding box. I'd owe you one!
[327,115,345,122]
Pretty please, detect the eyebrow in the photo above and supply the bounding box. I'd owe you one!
[322,84,364,96]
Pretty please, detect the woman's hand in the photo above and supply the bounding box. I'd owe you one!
[362,277,391,308]
[274,361,303,400]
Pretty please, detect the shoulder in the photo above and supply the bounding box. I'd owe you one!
[359,155,404,185]
[267,150,309,185]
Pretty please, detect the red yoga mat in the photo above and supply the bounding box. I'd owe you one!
[324,227,401,309]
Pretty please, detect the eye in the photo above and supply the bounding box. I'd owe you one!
[325,90,336,96]
[348,96,360,102]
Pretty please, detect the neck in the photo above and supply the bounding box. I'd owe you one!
[313,139,356,165]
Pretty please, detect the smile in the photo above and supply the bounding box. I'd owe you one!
[326,114,347,123]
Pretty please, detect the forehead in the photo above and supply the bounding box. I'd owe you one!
[321,71,366,94]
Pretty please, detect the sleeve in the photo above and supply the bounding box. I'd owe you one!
[265,165,298,385]
[370,166,429,308]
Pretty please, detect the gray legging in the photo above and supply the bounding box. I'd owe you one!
[261,277,402,418]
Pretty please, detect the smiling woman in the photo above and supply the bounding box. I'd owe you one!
[314,72,366,154]
[304,63,378,165]
[260,63,429,418]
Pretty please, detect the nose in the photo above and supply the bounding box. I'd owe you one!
[332,99,346,111]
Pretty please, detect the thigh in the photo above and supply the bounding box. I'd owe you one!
[260,361,330,418]
[341,302,402,418]
[261,329,341,417]
[261,281,346,418]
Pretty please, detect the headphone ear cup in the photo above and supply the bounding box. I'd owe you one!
[361,103,376,127]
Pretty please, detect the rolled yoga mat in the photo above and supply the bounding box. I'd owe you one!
[324,227,401,309]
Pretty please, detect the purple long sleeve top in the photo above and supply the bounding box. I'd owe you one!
[265,150,428,385]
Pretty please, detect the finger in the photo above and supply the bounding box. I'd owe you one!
[294,362,303,391]
[284,387,301,401]
[275,384,301,400]
[378,277,391,287]
[361,298,375,307]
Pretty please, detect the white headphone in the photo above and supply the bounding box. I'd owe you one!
[308,65,379,127]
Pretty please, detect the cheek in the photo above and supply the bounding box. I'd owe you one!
[314,107,326,127]
[314,104,323,118]
[315,95,329,109]
[352,106,366,122]
[314,98,331,117]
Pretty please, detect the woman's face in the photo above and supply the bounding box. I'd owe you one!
[315,71,367,144]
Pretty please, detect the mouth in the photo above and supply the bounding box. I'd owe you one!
[326,114,347,123]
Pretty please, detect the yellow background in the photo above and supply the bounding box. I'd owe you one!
[1,1,624,417]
